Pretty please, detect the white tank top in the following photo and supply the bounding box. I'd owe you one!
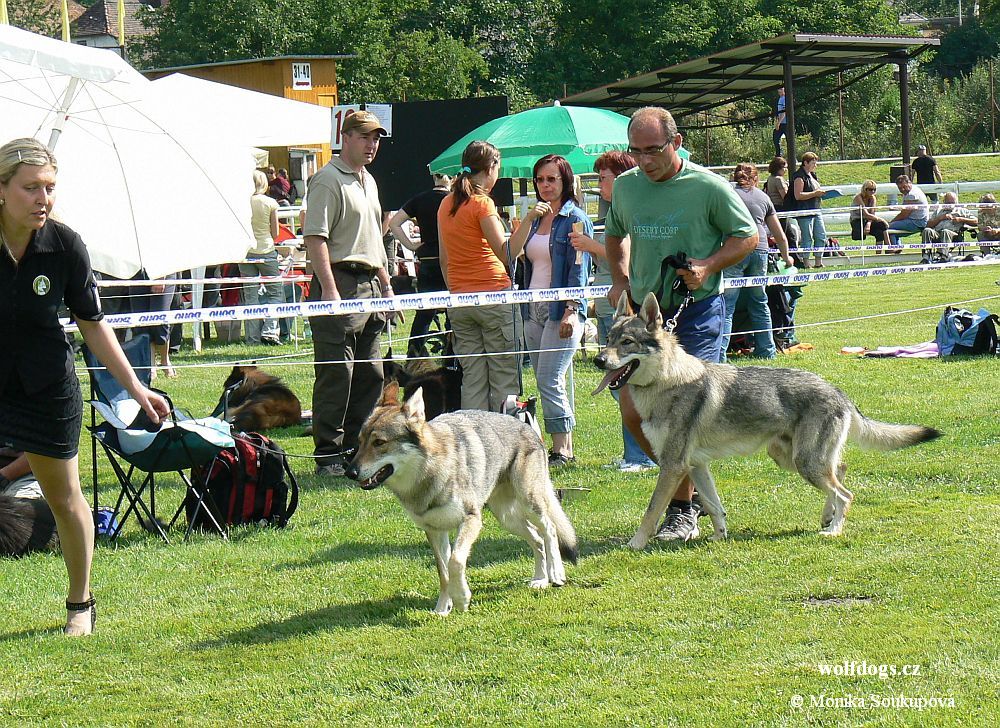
[526,232,551,289]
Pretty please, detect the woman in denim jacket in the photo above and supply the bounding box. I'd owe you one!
[508,154,592,466]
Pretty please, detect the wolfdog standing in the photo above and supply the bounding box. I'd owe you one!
[347,382,577,615]
[594,293,941,550]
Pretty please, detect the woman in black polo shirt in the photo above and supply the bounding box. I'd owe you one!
[0,138,170,636]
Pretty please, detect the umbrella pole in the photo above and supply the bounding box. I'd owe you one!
[46,77,81,150]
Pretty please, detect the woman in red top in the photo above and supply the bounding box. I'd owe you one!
[438,141,524,412]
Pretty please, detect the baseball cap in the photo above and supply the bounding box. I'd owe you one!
[342,110,387,136]
[917,144,927,152]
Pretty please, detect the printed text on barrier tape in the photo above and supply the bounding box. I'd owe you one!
[60,258,1000,331]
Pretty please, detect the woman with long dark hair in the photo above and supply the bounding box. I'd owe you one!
[508,155,592,466]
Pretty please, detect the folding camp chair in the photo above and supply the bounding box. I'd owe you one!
[84,335,235,542]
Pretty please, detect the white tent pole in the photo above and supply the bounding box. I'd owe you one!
[47,76,80,150]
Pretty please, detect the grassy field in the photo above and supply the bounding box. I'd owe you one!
[2,265,999,726]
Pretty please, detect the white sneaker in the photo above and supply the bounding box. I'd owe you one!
[619,462,657,473]
[602,459,626,470]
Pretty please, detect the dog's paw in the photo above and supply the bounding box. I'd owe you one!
[433,598,453,616]
[819,525,844,538]
[529,578,551,589]
[627,534,649,550]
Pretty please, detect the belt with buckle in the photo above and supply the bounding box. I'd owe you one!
[334,260,376,274]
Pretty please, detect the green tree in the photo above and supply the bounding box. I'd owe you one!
[8,0,62,37]
[134,0,313,67]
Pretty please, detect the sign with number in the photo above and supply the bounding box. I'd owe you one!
[292,62,312,91]
[331,105,362,150]
[365,104,393,138]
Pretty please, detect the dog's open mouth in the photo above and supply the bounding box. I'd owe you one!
[359,465,394,490]
[591,360,639,395]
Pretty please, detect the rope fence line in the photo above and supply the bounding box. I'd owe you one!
[75,293,1000,377]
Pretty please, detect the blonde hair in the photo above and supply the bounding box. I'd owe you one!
[253,169,269,195]
[0,138,57,184]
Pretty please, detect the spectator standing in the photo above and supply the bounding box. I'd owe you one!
[723,162,794,360]
[303,110,392,477]
[850,180,891,249]
[0,138,169,635]
[605,107,756,542]
[764,156,801,250]
[388,173,451,357]
[267,166,293,206]
[911,145,942,200]
[570,151,656,473]
[791,152,829,268]
[888,175,929,252]
[438,141,522,412]
[773,87,787,158]
[243,170,283,345]
[508,154,592,467]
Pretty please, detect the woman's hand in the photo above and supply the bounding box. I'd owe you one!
[135,387,171,425]
[559,310,577,339]
[529,201,552,220]
[569,232,602,257]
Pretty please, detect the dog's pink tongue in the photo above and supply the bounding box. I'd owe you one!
[592,367,623,396]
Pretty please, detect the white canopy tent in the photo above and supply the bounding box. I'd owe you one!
[0,25,255,280]
[150,73,333,148]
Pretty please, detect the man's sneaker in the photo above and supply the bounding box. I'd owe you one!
[654,506,700,542]
[619,461,656,473]
[315,462,346,477]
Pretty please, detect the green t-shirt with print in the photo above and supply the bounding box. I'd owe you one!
[605,160,756,308]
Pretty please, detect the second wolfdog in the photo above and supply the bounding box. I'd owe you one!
[594,292,941,550]
[347,382,577,615]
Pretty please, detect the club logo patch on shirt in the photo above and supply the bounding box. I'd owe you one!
[32,275,51,296]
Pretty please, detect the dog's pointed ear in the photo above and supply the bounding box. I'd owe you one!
[639,292,663,331]
[401,386,427,424]
[380,380,401,406]
[615,292,633,319]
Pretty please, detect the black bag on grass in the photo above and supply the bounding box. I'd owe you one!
[188,432,298,528]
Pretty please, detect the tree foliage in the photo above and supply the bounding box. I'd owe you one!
[130,0,999,156]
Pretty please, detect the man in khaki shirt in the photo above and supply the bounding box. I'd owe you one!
[303,110,393,476]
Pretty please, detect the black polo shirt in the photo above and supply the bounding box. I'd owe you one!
[0,220,103,395]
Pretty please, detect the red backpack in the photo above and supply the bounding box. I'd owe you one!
[188,433,299,529]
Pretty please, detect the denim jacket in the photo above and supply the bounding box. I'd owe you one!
[519,199,593,321]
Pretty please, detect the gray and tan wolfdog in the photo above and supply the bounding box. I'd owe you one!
[346,382,578,615]
[593,292,941,550]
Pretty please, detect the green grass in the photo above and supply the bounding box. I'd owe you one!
[3,266,999,726]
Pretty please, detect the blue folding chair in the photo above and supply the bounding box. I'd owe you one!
[84,335,235,542]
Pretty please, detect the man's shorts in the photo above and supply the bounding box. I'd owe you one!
[665,293,725,364]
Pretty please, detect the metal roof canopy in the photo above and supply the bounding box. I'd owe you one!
[562,34,940,169]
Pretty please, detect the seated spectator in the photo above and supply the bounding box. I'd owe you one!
[978,194,1000,255]
[850,180,890,249]
[887,175,929,252]
[921,192,977,260]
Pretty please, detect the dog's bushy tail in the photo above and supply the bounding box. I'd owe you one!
[850,412,942,451]
[546,492,578,565]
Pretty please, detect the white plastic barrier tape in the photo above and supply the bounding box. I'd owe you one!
[63,258,1000,332]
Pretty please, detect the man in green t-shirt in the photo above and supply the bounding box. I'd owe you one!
[605,106,757,543]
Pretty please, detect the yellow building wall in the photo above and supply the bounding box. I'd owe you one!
[145,58,339,168]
